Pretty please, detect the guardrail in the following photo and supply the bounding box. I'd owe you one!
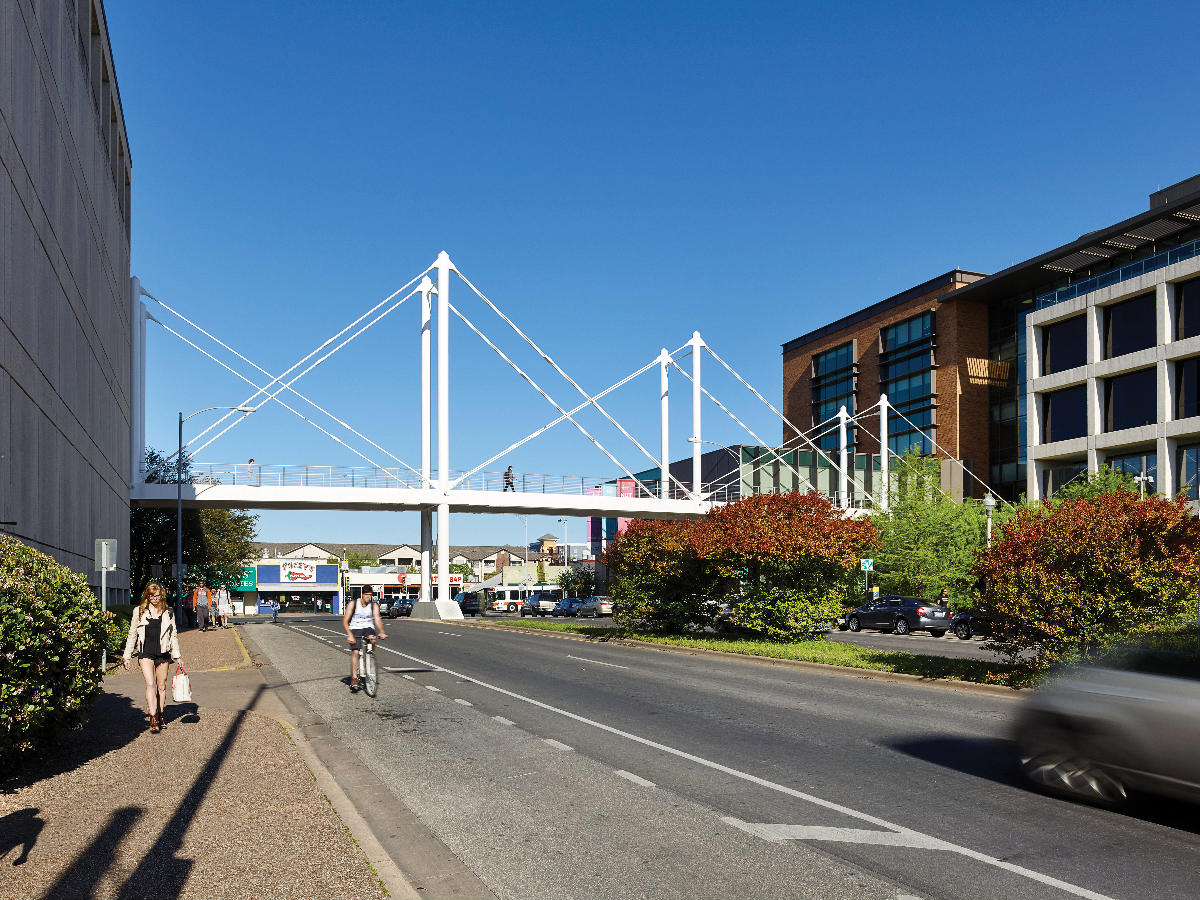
[139,464,742,502]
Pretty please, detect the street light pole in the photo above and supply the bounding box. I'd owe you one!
[176,405,255,627]
[983,493,996,549]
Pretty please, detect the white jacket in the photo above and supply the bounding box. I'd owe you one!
[122,606,182,661]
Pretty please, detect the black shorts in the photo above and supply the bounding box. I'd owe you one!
[350,627,376,650]
[138,652,172,664]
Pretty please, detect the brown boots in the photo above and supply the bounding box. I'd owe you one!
[149,712,164,733]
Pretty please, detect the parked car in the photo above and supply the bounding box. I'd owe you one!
[453,591,481,617]
[1013,650,1200,806]
[553,597,582,616]
[385,597,413,618]
[951,608,991,640]
[520,591,560,616]
[843,596,950,636]
[575,595,611,618]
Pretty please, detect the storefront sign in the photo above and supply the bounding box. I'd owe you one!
[403,573,463,586]
[280,561,316,583]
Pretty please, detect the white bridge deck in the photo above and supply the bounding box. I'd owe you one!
[130,464,719,518]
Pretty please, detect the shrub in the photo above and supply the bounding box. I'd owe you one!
[603,520,711,633]
[975,488,1200,682]
[692,492,878,641]
[0,534,115,770]
[107,604,135,658]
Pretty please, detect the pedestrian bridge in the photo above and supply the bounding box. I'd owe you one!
[131,463,724,519]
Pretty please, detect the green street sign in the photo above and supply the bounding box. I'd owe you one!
[230,566,257,591]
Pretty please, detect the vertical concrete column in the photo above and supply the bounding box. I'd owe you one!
[1159,436,1175,498]
[1158,282,1174,346]
[1025,314,1043,501]
[129,276,145,487]
[1085,303,1103,477]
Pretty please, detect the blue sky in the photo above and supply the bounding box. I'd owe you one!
[107,0,1199,548]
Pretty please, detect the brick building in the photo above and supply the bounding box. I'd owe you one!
[782,270,990,496]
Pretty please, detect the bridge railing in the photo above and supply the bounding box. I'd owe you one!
[140,463,738,503]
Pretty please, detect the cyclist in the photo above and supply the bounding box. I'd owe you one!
[343,586,387,692]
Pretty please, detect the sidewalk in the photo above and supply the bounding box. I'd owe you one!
[0,624,413,900]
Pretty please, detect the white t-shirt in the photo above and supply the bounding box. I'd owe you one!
[348,599,375,630]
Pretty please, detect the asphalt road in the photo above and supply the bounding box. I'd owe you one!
[466,611,1001,661]
[250,616,1200,900]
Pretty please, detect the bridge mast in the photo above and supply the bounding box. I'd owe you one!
[420,276,434,604]
[690,331,703,500]
[436,252,452,605]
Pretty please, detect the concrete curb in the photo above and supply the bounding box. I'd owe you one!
[238,627,497,900]
[419,617,1022,698]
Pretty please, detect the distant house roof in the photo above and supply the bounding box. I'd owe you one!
[253,542,530,562]
[538,533,558,541]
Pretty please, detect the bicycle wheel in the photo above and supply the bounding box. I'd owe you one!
[364,648,377,698]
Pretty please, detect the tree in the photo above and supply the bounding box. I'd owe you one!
[871,452,989,607]
[557,566,596,598]
[603,519,706,632]
[131,448,259,600]
[344,551,378,568]
[975,487,1200,681]
[449,562,473,579]
[1051,464,1137,502]
[691,492,879,640]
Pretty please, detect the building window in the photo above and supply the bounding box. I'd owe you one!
[1104,292,1157,359]
[1041,315,1087,375]
[1106,450,1157,482]
[881,312,935,456]
[1178,277,1200,342]
[811,341,856,452]
[1179,443,1200,501]
[1042,384,1087,443]
[1178,357,1200,420]
[1104,368,1157,432]
[1043,459,1088,497]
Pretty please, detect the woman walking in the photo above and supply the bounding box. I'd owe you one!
[122,582,183,733]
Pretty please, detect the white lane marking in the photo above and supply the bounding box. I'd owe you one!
[723,819,948,849]
[402,675,415,681]
[493,716,515,725]
[437,631,461,637]
[305,624,1114,900]
[544,739,573,751]
[615,770,655,788]
[455,698,473,707]
[566,654,629,670]
[425,685,442,692]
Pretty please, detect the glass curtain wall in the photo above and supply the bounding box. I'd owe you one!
[811,342,856,452]
[881,312,936,456]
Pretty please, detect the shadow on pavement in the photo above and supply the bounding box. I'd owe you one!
[890,734,1200,835]
[34,685,266,900]
[0,808,44,866]
[1,693,145,795]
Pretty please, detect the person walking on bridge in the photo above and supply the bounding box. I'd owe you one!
[503,465,515,491]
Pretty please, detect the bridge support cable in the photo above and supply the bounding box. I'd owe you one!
[882,405,1013,508]
[149,319,407,479]
[732,409,853,490]
[662,360,830,501]
[702,343,859,486]
[181,286,422,461]
[446,302,656,498]
[450,354,665,490]
[454,268,695,499]
[146,289,423,480]
[142,266,431,454]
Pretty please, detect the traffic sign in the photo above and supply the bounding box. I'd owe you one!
[860,558,874,572]
[94,539,117,572]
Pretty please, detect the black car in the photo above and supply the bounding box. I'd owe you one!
[951,608,991,640]
[385,597,413,618]
[844,595,951,636]
[454,591,481,617]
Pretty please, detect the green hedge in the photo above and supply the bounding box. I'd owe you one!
[0,535,115,770]
[107,604,135,658]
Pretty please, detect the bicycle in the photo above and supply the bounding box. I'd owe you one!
[354,631,378,698]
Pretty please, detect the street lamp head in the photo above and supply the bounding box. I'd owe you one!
[983,493,997,512]
[235,405,256,413]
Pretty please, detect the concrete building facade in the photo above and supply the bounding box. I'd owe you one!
[1,0,133,601]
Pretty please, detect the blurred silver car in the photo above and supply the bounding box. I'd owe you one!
[1012,651,1200,806]
[575,595,612,618]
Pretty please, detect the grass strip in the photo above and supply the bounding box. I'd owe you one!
[489,618,1015,684]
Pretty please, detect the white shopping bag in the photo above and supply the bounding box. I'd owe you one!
[172,664,192,702]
